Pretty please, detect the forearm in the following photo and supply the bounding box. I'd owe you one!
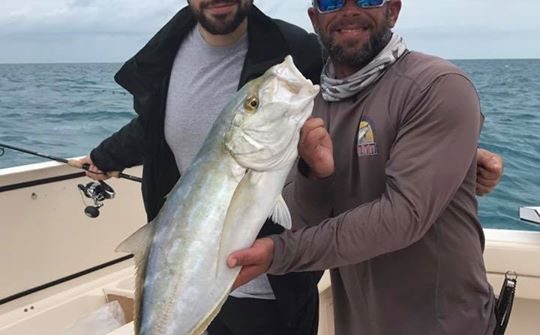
[91,117,145,172]
[283,159,334,231]
[270,194,422,273]
[271,74,482,274]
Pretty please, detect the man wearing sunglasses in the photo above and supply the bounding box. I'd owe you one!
[229,1,497,334]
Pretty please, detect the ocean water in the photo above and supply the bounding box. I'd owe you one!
[452,59,540,232]
[0,63,133,165]
[0,60,539,231]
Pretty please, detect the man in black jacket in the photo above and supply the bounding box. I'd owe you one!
[79,1,503,334]
[79,1,323,334]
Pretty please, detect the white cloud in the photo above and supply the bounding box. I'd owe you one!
[256,0,312,31]
[398,0,540,33]
[1,0,179,33]
[0,0,539,63]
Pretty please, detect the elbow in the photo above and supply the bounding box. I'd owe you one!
[379,198,434,253]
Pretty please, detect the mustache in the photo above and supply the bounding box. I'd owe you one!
[329,17,374,31]
[200,0,240,9]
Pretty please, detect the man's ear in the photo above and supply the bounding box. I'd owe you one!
[388,0,402,28]
[308,7,320,34]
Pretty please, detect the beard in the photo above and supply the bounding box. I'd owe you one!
[191,0,251,35]
[318,10,393,69]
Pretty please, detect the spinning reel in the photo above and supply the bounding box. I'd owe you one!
[77,181,116,218]
[0,142,140,219]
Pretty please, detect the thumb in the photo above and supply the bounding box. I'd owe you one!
[227,248,254,268]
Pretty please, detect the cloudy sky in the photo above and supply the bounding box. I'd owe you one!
[1,0,538,63]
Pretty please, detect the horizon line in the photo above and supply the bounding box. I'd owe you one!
[1,56,539,66]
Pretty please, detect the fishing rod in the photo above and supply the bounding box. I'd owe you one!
[1,142,143,218]
[0,142,142,183]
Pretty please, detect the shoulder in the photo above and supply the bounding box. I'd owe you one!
[391,51,473,92]
[248,6,323,83]
[272,19,324,83]
[272,19,318,45]
[130,6,195,62]
[388,52,481,125]
[272,19,321,57]
[115,6,195,94]
[249,7,317,47]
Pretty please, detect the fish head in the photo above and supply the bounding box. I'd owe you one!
[225,56,320,171]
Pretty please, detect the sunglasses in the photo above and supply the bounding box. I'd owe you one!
[313,0,390,13]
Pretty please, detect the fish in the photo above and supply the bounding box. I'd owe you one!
[116,55,320,335]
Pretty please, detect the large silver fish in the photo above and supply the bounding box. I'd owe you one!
[117,56,319,335]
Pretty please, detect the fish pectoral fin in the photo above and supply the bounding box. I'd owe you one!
[115,221,154,256]
[270,195,292,230]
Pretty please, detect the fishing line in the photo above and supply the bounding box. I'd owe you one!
[1,142,139,218]
[0,142,142,183]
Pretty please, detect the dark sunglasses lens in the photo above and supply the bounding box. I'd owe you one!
[317,0,345,12]
[357,0,385,8]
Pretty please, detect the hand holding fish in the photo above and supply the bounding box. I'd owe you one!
[115,57,320,334]
[227,238,274,291]
[299,117,334,179]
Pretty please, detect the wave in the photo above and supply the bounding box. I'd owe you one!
[1,60,539,231]
[41,110,136,122]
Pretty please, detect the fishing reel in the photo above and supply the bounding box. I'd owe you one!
[77,181,116,218]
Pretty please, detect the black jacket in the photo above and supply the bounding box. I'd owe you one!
[91,5,323,331]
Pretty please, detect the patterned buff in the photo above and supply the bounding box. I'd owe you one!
[320,33,408,102]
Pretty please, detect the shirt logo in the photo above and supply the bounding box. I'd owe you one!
[357,121,378,156]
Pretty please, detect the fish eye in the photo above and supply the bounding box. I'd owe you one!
[244,96,259,112]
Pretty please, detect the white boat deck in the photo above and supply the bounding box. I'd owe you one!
[1,161,540,334]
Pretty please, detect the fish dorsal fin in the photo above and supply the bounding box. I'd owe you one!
[115,221,155,333]
[270,195,292,230]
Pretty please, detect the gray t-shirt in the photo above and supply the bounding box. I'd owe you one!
[164,27,275,300]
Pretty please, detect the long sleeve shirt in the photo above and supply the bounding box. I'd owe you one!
[270,52,496,335]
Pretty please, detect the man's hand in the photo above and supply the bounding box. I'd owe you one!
[299,118,334,179]
[227,238,274,290]
[77,156,110,181]
[476,148,503,196]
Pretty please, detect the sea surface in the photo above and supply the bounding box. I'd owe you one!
[0,60,539,231]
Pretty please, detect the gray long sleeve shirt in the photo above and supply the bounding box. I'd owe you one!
[270,52,496,334]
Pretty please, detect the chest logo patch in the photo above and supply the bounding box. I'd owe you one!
[357,121,378,156]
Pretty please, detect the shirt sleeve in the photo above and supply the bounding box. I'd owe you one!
[270,73,482,274]
[282,158,335,231]
[90,116,145,172]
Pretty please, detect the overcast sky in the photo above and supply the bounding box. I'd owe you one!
[1,0,538,63]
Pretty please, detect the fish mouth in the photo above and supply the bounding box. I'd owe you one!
[273,56,319,96]
[225,56,319,170]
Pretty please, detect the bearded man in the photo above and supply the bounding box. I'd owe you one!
[80,1,503,334]
[229,1,498,334]
[79,1,323,334]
